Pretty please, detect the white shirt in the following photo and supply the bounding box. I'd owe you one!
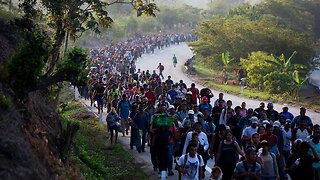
[242,126,258,140]
[183,131,209,155]
[283,128,292,151]
[177,153,205,180]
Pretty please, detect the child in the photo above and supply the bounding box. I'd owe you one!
[210,166,222,180]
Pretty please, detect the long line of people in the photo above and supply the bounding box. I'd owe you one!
[79,33,320,180]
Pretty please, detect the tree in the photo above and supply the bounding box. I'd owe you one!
[190,16,315,70]
[13,0,158,95]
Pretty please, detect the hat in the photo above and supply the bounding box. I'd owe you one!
[260,140,269,146]
[186,91,192,95]
[285,119,291,124]
[263,120,270,125]
[250,116,258,124]
[313,132,320,138]
[201,96,208,102]
[245,147,256,154]
[188,110,195,115]
[267,102,273,107]
[197,112,203,117]
[169,105,175,109]
[273,121,281,127]
[282,104,288,108]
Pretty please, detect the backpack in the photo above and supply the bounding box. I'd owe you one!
[182,154,202,169]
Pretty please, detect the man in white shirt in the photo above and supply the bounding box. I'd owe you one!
[242,116,258,148]
[177,142,205,180]
[183,122,209,155]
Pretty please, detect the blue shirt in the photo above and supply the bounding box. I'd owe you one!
[133,112,149,130]
[167,89,178,102]
[118,100,131,119]
[199,103,212,113]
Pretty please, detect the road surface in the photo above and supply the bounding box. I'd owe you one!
[135,43,319,122]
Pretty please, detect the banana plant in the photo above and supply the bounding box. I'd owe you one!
[291,70,308,101]
[221,51,233,84]
[265,51,304,72]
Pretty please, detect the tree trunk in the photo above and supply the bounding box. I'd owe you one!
[45,20,66,76]
[61,122,79,163]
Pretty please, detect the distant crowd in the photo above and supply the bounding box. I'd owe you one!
[78,33,320,180]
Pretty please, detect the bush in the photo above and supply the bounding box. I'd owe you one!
[240,51,275,89]
[263,71,293,94]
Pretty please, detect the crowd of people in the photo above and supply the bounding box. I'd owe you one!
[79,33,320,180]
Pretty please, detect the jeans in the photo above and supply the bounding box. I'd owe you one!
[135,129,147,150]
[168,143,174,170]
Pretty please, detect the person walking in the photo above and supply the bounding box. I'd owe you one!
[176,142,205,180]
[216,130,245,180]
[133,104,149,152]
[106,107,120,144]
[173,54,178,68]
[157,63,165,79]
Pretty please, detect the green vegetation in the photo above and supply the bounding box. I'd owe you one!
[59,100,147,180]
[190,0,319,97]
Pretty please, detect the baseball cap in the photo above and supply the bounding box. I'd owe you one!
[202,96,208,102]
[267,102,273,107]
[188,110,195,115]
[169,105,175,109]
[245,147,256,154]
[263,120,270,125]
[313,132,320,138]
[260,140,269,146]
[250,116,258,124]
[283,104,288,108]
[273,121,281,127]
[285,119,291,124]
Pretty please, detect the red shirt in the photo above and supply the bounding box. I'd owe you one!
[260,134,278,146]
[188,87,199,103]
[145,91,156,104]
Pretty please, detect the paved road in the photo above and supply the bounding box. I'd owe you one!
[136,43,319,123]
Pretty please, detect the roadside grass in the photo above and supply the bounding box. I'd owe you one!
[192,61,320,111]
[59,98,148,180]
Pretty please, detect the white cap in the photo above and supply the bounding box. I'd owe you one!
[169,105,175,109]
[263,120,270,124]
[188,110,194,115]
[250,116,258,124]
[283,104,288,108]
[273,121,281,127]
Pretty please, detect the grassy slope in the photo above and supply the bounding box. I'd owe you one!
[192,60,320,110]
[59,92,147,179]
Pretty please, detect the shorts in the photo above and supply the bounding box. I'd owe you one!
[96,97,103,105]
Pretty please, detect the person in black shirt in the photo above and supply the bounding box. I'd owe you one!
[200,87,214,103]
[93,78,105,114]
[287,141,320,180]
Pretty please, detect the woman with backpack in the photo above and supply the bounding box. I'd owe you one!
[216,130,245,180]
[106,107,120,144]
[258,140,279,180]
